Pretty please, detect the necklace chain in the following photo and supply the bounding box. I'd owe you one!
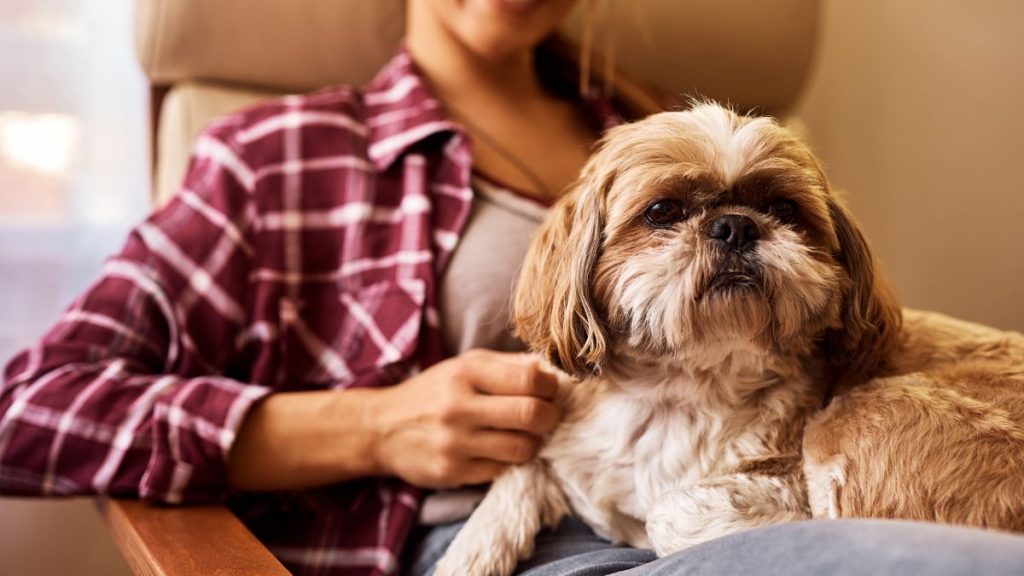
[445,104,555,200]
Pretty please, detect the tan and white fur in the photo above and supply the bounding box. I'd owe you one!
[433,103,1024,575]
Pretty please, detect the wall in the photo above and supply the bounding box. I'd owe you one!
[0,499,130,576]
[796,0,1024,330]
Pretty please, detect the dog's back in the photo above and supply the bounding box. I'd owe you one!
[804,309,1024,530]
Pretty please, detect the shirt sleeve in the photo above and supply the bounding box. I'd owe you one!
[0,126,272,504]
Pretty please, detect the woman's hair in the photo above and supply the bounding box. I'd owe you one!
[534,36,669,122]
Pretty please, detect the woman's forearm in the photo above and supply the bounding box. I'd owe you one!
[227,388,385,491]
[226,351,561,492]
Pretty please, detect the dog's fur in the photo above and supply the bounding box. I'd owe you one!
[433,103,1024,575]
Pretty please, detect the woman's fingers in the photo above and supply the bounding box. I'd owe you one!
[461,394,560,435]
[458,429,541,464]
[460,350,559,399]
[439,350,562,434]
[374,350,563,488]
[453,460,507,486]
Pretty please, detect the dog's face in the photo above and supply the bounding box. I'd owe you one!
[515,103,901,383]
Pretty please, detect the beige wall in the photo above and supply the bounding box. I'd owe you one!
[0,499,131,576]
[796,0,1024,331]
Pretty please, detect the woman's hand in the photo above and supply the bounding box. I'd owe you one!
[370,349,561,488]
[227,349,561,492]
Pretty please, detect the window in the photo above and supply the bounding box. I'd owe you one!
[0,0,149,363]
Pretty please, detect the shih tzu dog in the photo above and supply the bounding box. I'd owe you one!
[433,102,1024,576]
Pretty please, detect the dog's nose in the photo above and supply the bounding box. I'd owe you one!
[706,214,760,252]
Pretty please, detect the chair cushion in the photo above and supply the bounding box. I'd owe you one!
[155,82,280,205]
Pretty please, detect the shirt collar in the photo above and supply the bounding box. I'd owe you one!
[364,47,462,170]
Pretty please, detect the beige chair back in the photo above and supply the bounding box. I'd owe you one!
[135,0,820,203]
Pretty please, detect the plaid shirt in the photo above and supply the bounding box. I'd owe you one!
[1,48,618,575]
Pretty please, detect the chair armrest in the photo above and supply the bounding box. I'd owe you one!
[97,498,289,576]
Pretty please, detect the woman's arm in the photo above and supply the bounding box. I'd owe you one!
[227,349,561,491]
[0,123,561,499]
[0,127,268,503]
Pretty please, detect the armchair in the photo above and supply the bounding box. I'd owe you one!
[99,1,819,573]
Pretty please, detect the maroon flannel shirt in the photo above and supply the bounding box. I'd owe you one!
[1,48,619,575]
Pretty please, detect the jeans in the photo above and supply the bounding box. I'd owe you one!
[405,516,1024,576]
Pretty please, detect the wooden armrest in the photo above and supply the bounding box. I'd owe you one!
[97,498,289,576]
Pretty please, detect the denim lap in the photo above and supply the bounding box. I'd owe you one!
[408,517,1024,576]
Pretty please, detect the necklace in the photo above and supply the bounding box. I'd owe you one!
[445,104,556,200]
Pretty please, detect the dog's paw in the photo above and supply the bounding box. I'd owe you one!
[645,482,734,555]
[432,531,519,576]
[646,475,808,556]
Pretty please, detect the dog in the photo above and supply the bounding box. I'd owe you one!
[432,102,1024,576]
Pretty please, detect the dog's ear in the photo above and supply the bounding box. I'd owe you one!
[823,195,903,384]
[513,174,608,377]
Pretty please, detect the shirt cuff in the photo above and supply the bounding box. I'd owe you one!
[140,376,272,504]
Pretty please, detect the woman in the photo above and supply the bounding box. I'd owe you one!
[2,1,1024,575]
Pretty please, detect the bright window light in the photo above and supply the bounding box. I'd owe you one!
[0,111,80,178]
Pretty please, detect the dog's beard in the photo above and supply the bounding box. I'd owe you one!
[694,249,763,301]
[604,225,843,364]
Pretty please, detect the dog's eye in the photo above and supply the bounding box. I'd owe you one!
[768,199,798,224]
[645,199,687,227]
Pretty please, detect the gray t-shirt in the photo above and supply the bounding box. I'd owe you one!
[439,174,550,356]
[421,175,550,525]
